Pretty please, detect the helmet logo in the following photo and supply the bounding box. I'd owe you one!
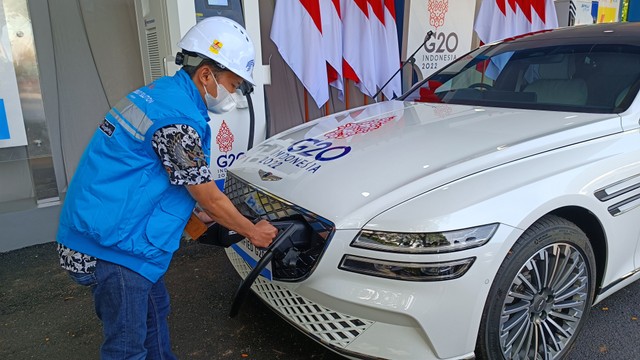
[210,40,223,55]
[246,59,255,72]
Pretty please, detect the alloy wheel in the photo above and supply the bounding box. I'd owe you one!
[498,243,589,359]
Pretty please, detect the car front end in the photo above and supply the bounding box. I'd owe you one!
[223,169,528,359]
[220,23,640,360]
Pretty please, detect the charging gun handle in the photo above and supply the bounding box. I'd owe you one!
[228,224,297,318]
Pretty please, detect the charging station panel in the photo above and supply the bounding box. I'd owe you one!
[195,0,244,26]
[190,0,264,191]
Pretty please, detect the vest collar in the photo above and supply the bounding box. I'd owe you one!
[174,69,211,122]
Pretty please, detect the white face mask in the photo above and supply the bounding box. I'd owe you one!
[204,76,237,114]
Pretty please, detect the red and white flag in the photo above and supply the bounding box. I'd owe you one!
[367,0,385,96]
[321,0,344,97]
[380,0,401,99]
[272,0,401,105]
[271,0,329,107]
[474,0,559,44]
[341,0,377,97]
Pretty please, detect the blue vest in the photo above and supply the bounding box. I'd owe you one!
[57,70,211,282]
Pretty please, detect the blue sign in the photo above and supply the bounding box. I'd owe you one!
[0,99,10,140]
[630,0,640,22]
[591,1,599,23]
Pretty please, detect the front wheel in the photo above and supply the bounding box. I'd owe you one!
[477,215,596,360]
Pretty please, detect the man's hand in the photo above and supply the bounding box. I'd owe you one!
[248,220,278,248]
[187,182,278,248]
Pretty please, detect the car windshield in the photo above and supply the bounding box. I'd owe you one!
[402,41,640,114]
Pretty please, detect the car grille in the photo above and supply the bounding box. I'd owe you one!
[224,172,334,281]
[225,248,375,349]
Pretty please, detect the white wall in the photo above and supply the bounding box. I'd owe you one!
[0,0,145,252]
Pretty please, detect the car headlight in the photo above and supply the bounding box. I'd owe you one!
[339,255,476,281]
[351,223,499,254]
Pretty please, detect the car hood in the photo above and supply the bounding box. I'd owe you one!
[230,101,621,228]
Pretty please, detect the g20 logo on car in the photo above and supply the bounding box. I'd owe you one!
[324,116,396,140]
[258,139,350,174]
[287,139,351,161]
[257,116,398,174]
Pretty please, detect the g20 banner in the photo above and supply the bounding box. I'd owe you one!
[404,0,477,80]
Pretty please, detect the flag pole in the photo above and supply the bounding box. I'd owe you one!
[345,79,350,109]
[304,89,309,122]
[325,83,330,115]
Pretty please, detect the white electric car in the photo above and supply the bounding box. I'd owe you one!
[222,23,640,359]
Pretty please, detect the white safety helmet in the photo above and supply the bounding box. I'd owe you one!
[177,16,256,85]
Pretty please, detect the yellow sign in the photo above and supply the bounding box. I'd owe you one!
[597,0,621,23]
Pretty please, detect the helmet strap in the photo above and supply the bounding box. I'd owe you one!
[188,55,206,67]
[176,51,227,71]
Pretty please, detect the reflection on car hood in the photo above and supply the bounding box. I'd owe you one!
[230,101,620,228]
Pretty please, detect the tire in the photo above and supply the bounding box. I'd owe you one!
[476,215,596,360]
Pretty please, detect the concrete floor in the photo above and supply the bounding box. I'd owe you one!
[1,240,639,359]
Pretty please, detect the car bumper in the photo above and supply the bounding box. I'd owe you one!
[224,225,520,360]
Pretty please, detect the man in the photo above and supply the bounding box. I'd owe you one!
[56,17,277,359]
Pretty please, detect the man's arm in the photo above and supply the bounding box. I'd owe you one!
[187,181,276,248]
[151,124,277,248]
